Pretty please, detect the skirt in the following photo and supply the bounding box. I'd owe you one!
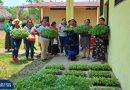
[5,32,11,49]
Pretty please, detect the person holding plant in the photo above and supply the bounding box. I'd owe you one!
[50,21,60,55]
[24,19,36,60]
[37,19,50,61]
[59,18,67,54]
[4,19,13,52]
[65,19,79,60]
[11,19,22,62]
[92,17,109,62]
[81,19,92,60]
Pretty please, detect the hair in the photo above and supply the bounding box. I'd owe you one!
[85,19,91,23]
[99,17,105,21]
[51,21,56,26]
[68,20,71,23]
[27,18,32,23]
[71,19,77,23]
[8,19,13,23]
[62,18,66,21]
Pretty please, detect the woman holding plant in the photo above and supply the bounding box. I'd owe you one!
[81,19,92,60]
[92,17,109,62]
[24,19,36,60]
[11,19,22,62]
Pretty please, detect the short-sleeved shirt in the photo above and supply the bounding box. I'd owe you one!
[37,25,50,40]
[59,23,66,37]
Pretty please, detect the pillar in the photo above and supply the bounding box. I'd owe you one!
[66,0,74,21]
[41,8,44,20]
[96,7,100,24]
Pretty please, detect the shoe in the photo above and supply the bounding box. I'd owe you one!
[11,58,16,62]
[41,59,47,62]
[15,58,20,62]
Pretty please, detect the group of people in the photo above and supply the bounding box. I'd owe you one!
[4,17,109,62]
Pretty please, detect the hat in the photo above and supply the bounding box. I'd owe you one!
[12,19,22,25]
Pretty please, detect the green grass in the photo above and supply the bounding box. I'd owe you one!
[0,54,30,79]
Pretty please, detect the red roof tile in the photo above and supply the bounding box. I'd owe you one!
[19,2,99,8]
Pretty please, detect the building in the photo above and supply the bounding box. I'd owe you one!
[101,0,130,90]
[18,1,100,25]
[0,3,12,29]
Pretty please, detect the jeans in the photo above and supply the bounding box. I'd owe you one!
[59,36,66,53]
[25,39,35,59]
[12,38,22,58]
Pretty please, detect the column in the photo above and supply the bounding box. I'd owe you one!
[66,0,74,21]
[41,8,44,20]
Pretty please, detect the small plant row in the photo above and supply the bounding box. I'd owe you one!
[69,64,112,71]
[64,70,86,77]
[41,69,62,75]
[45,64,65,70]
[91,77,120,87]
[90,88,120,90]
[88,71,112,78]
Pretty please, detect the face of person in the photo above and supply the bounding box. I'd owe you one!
[84,20,90,25]
[15,21,19,26]
[27,20,33,26]
[53,24,56,27]
[42,21,47,26]
[62,19,66,24]
[70,20,76,26]
[99,19,105,25]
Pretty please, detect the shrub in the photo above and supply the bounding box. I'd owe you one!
[64,70,86,77]
[45,64,65,70]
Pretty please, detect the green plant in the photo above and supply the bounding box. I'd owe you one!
[90,88,113,90]
[40,28,59,39]
[88,71,112,78]
[90,64,112,71]
[91,77,120,87]
[63,27,75,32]
[14,73,57,90]
[10,28,29,39]
[55,76,91,90]
[64,70,86,77]
[88,24,109,36]
[45,64,65,70]
[69,64,89,70]
[41,69,62,75]
[74,25,92,34]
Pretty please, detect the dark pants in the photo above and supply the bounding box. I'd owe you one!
[12,38,22,58]
[25,40,35,59]
[5,32,11,50]
[59,36,66,53]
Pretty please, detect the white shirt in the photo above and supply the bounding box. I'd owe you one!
[59,23,67,37]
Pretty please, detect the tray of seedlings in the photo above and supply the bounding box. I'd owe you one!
[64,70,86,77]
[41,69,62,75]
[69,64,89,71]
[89,64,112,71]
[88,71,112,78]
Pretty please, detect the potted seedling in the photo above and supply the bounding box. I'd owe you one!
[41,69,62,75]
[69,64,89,71]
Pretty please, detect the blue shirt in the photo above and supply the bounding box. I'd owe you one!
[59,23,66,37]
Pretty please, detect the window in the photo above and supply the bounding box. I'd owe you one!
[100,0,104,16]
[115,0,124,6]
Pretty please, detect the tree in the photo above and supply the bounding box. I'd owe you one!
[26,0,44,3]
[0,0,3,3]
